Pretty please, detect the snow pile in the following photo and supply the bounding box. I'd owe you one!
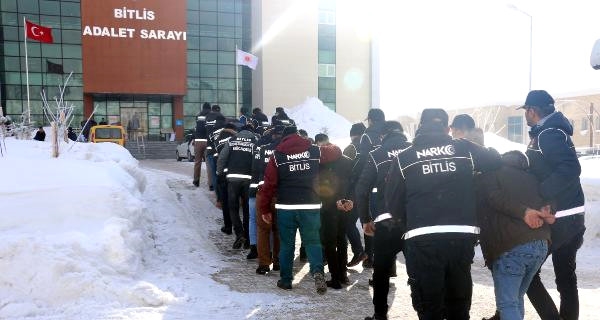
[286,97,353,141]
[0,138,173,318]
[484,132,527,154]
[579,156,600,240]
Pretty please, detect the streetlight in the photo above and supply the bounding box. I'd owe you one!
[508,4,532,91]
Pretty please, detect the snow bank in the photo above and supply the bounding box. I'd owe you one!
[580,156,600,241]
[484,132,527,154]
[0,138,171,318]
[286,97,353,141]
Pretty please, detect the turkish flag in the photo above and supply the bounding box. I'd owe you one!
[25,20,53,43]
[236,49,258,70]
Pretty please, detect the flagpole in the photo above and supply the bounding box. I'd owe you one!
[23,16,31,125]
[235,45,239,119]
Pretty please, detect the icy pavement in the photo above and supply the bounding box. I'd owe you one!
[131,160,600,320]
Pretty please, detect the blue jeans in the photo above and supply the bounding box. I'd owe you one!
[493,240,548,320]
[248,197,257,245]
[206,154,217,194]
[276,209,323,285]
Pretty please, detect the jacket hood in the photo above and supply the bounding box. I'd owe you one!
[236,129,256,139]
[531,112,573,136]
[276,134,312,154]
[382,132,408,145]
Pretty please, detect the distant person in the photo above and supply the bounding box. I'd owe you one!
[99,117,108,125]
[450,114,484,145]
[519,90,586,320]
[252,107,269,133]
[193,102,212,188]
[298,129,314,144]
[271,107,295,126]
[33,126,45,141]
[67,127,77,141]
[239,107,251,125]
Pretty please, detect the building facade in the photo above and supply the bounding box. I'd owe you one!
[0,0,372,140]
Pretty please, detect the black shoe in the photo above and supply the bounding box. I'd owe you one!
[272,260,280,271]
[347,252,368,267]
[326,280,342,289]
[340,276,350,285]
[243,239,250,250]
[277,280,292,290]
[256,265,270,275]
[246,245,258,259]
[209,185,214,191]
[313,272,327,294]
[193,180,199,187]
[482,311,500,320]
[220,226,232,235]
[362,258,374,269]
[232,236,246,249]
[365,313,387,320]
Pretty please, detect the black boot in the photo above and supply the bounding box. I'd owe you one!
[246,245,258,259]
[232,235,246,249]
[256,265,270,275]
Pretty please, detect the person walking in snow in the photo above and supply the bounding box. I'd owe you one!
[33,126,46,141]
[519,90,586,320]
[257,125,341,294]
[192,102,212,188]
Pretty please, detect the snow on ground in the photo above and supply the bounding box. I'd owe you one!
[0,104,599,319]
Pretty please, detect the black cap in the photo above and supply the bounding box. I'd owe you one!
[518,90,555,112]
[450,114,475,130]
[419,108,448,127]
[275,107,284,113]
[366,108,385,122]
[381,121,404,135]
[349,122,366,136]
[282,125,297,136]
[272,125,285,135]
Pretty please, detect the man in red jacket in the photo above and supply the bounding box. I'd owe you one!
[257,125,341,294]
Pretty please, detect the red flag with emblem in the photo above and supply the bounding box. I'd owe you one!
[25,20,54,43]
[236,49,258,70]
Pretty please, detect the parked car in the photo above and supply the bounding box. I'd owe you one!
[89,125,126,146]
[176,134,195,162]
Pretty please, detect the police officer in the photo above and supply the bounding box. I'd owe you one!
[217,124,258,249]
[384,109,500,319]
[520,90,586,320]
[193,102,212,187]
[357,121,411,320]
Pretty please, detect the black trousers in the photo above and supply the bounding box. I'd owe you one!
[227,179,250,239]
[527,228,585,320]
[371,220,404,316]
[405,237,475,320]
[320,200,348,282]
[217,176,231,229]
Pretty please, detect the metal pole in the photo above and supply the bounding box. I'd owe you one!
[235,45,239,118]
[23,17,31,125]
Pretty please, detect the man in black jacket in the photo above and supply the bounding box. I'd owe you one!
[358,121,411,320]
[193,102,212,187]
[520,90,586,320]
[384,109,500,320]
[353,108,386,268]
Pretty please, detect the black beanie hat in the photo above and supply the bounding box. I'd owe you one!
[282,125,298,136]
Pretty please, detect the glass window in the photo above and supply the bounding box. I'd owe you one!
[318,50,335,64]
[218,78,235,90]
[199,11,217,25]
[161,103,172,115]
[183,103,198,116]
[188,63,200,77]
[200,89,217,102]
[187,11,199,25]
[4,85,22,99]
[200,50,218,63]
[187,51,200,63]
[187,77,201,89]
[218,0,235,12]
[581,117,589,131]
[40,15,62,29]
[199,25,218,37]
[199,37,217,50]
[61,2,80,17]
[1,12,18,26]
[161,116,172,128]
[61,17,81,30]
[107,101,120,115]
[62,45,81,59]
[507,116,523,143]
[318,77,336,90]
[63,59,82,73]
[62,30,81,44]
[200,64,218,77]
[25,57,42,72]
[187,36,200,49]
[148,102,161,115]
[3,26,19,41]
[188,0,199,10]
[185,90,200,102]
[318,89,336,103]
[218,65,235,78]
[217,51,234,64]
[199,0,217,11]
[21,42,41,57]
[19,1,39,14]
[218,13,235,26]
[40,1,60,15]
[218,38,235,51]
[6,100,22,114]
[42,44,62,58]
[4,42,20,56]
[318,10,336,25]
[217,90,235,103]
[218,26,235,38]
[319,24,336,37]
[318,36,336,50]
[318,64,336,77]
[1,0,17,12]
